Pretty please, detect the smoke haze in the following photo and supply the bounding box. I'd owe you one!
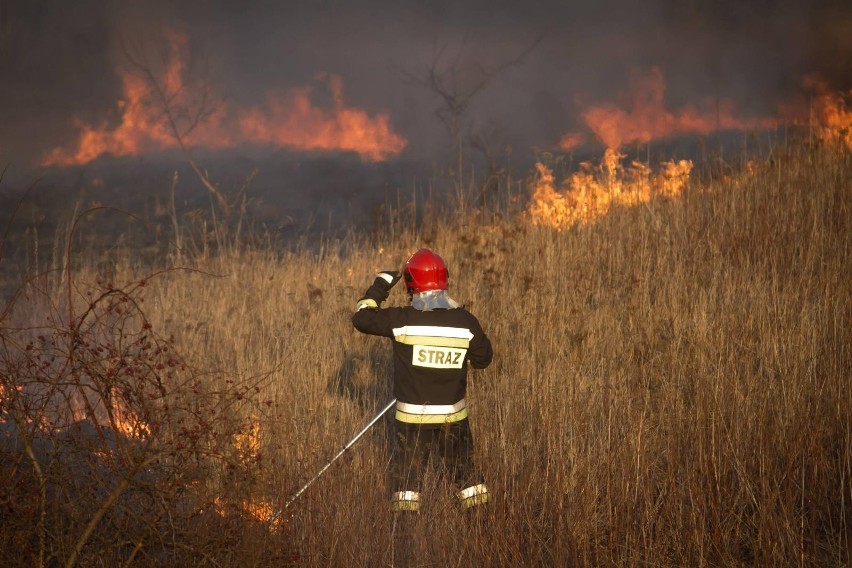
[0,0,849,206]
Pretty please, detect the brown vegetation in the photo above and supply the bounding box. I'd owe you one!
[1,137,850,566]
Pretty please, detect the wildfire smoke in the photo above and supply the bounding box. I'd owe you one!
[41,31,407,167]
[562,67,779,151]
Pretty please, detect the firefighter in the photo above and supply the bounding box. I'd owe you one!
[352,248,493,515]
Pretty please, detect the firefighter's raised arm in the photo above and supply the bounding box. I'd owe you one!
[352,270,404,337]
[354,270,401,311]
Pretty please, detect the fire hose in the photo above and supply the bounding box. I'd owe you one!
[267,398,397,526]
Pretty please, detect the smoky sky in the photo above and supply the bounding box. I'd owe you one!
[0,0,850,172]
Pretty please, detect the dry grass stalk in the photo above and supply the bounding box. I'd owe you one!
[1,138,850,566]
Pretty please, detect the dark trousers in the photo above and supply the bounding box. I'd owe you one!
[391,418,479,497]
[389,419,489,565]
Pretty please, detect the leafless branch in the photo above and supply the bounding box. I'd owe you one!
[402,31,544,192]
[121,40,231,218]
[423,32,545,137]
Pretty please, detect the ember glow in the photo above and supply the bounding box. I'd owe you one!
[566,67,779,150]
[213,417,280,527]
[233,417,261,465]
[41,33,407,166]
[213,496,279,527]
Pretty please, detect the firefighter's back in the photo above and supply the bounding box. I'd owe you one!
[388,304,491,420]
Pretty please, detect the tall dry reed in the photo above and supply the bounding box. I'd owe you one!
[2,141,850,566]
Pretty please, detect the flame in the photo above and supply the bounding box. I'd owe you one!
[656,158,694,197]
[42,32,406,166]
[42,32,191,167]
[212,496,279,527]
[109,398,151,439]
[240,498,277,525]
[576,67,777,149]
[233,417,261,465]
[70,387,150,438]
[239,74,407,162]
[804,78,852,149]
[559,132,586,152]
[0,383,21,425]
[527,149,692,229]
[208,418,279,527]
[41,75,166,166]
[2,382,150,436]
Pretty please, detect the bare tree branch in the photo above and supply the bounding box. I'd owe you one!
[121,40,231,218]
[401,32,544,197]
[423,32,544,138]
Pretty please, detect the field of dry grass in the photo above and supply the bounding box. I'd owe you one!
[1,138,850,566]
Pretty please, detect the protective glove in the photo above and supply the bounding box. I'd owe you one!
[375,270,402,291]
[355,270,402,311]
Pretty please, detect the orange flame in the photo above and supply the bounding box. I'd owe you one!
[42,33,406,166]
[233,417,261,465]
[70,387,150,438]
[239,74,407,162]
[558,132,586,152]
[212,496,279,527]
[804,78,852,150]
[3,383,149,435]
[41,75,168,167]
[42,32,192,167]
[0,383,21,425]
[576,67,777,150]
[210,418,279,527]
[527,149,692,229]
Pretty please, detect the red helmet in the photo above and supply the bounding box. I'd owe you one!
[403,249,449,294]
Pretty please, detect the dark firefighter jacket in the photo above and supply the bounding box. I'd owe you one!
[352,282,493,410]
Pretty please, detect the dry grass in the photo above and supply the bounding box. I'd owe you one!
[2,140,850,566]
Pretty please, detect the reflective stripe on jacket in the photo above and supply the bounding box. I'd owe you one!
[352,303,492,409]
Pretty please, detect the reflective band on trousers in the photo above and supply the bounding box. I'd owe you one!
[458,483,489,508]
[393,490,421,502]
[395,399,468,424]
[392,490,421,511]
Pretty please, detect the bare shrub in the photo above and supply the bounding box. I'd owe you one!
[0,217,279,566]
